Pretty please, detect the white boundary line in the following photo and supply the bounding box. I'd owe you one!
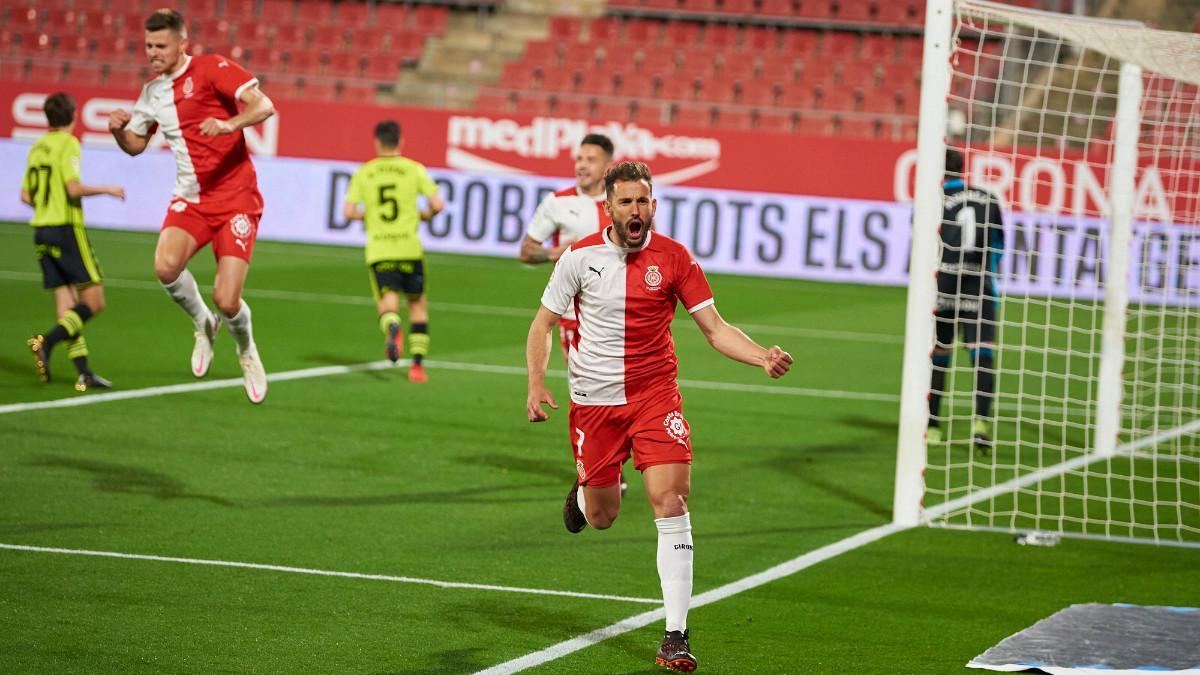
[0,543,661,604]
[0,357,897,415]
[0,269,905,343]
[473,523,904,675]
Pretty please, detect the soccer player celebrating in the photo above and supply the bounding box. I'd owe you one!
[927,148,1005,452]
[518,133,614,359]
[24,92,125,391]
[107,9,274,404]
[525,161,793,672]
[342,120,445,383]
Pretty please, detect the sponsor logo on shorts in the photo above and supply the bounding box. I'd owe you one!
[169,200,188,213]
[576,460,586,480]
[645,265,662,291]
[229,213,253,239]
[663,410,689,444]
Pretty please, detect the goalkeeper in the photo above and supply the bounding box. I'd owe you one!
[927,148,1004,452]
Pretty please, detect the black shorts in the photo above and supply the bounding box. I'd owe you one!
[369,259,425,300]
[935,272,997,346]
[34,225,103,289]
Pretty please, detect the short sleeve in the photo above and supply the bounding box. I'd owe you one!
[345,167,364,205]
[59,137,82,184]
[211,56,258,102]
[675,249,714,314]
[539,246,581,315]
[128,85,158,136]
[416,164,438,198]
[525,193,559,243]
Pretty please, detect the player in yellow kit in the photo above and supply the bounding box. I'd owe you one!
[23,92,125,391]
[343,120,445,383]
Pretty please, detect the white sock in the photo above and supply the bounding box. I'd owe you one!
[161,269,212,328]
[577,485,591,526]
[655,513,693,632]
[225,300,256,355]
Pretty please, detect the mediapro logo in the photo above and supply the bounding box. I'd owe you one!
[446,116,722,184]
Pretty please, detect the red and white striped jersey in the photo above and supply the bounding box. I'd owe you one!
[527,186,611,322]
[541,228,714,406]
[128,54,263,214]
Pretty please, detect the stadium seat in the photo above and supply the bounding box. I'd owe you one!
[672,103,713,129]
[411,6,448,35]
[548,16,582,41]
[659,76,696,102]
[663,21,701,49]
[823,32,857,59]
[310,25,345,51]
[523,40,559,67]
[298,79,338,101]
[593,99,631,122]
[835,1,872,23]
[499,62,532,89]
[625,19,660,45]
[25,62,62,83]
[796,0,834,19]
[56,35,91,59]
[739,81,777,106]
[518,92,553,115]
[796,113,833,136]
[552,96,591,118]
[188,0,220,16]
[630,100,669,124]
[874,1,912,26]
[536,67,573,91]
[325,51,362,77]
[716,108,752,130]
[224,0,256,22]
[336,3,371,27]
[475,91,514,113]
[755,110,794,132]
[363,53,399,80]
[285,48,320,73]
[297,0,335,24]
[274,23,305,46]
[391,32,425,62]
[861,34,892,61]
[260,0,296,23]
[586,18,619,43]
[65,62,104,87]
[339,82,377,104]
[759,0,793,18]
[837,116,876,139]
[742,26,777,53]
[375,4,408,30]
[705,24,737,50]
[780,28,818,57]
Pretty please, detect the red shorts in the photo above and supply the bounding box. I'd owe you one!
[163,199,261,262]
[567,391,693,488]
[557,317,580,361]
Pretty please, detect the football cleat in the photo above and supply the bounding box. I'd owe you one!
[972,419,992,455]
[28,334,50,383]
[191,313,221,378]
[407,363,428,383]
[563,481,587,533]
[386,323,404,364]
[655,629,697,672]
[75,372,113,392]
[926,425,943,445]
[238,348,268,404]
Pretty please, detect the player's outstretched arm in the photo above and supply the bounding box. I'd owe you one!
[691,305,793,379]
[107,109,152,156]
[526,305,562,421]
[199,85,275,137]
[66,181,125,201]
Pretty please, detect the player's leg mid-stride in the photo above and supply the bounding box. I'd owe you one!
[155,223,266,404]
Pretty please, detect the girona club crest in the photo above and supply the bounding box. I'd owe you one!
[182,76,194,99]
[229,213,253,239]
[644,265,663,290]
[663,411,690,444]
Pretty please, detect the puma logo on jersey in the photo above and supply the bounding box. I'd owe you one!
[218,61,230,68]
[169,200,188,213]
[588,266,605,279]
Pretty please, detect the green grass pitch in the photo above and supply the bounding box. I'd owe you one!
[1,221,1197,673]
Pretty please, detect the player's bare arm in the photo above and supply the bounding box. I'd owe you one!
[342,201,363,222]
[66,180,125,201]
[525,305,562,421]
[691,305,793,378]
[198,85,274,137]
[107,109,152,156]
[419,193,446,221]
[19,188,32,206]
[519,234,573,264]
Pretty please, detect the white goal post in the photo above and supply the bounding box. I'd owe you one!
[895,0,1200,547]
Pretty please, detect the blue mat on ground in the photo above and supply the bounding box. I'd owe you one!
[968,603,1200,673]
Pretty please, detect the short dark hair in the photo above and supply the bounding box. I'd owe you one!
[580,133,614,158]
[604,160,652,196]
[374,120,401,148]
[945,147,965,177]
[145,9,186,35]
[43,92,76,128]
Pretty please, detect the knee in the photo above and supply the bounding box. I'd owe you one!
[212,290,241,317]
[586,504,619,530]
[87,295,106,315]
[154,254,185,284]
[648,490,689,519]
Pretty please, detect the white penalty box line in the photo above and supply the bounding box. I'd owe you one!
[0,358,898,416]
[0,543,660,605]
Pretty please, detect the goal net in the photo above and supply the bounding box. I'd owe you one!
[895,0,1200,547]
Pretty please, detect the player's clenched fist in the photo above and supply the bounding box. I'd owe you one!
[199,117,236,136]
[107,109,131,132]
[527,387,559,422]
[763,345,793,379]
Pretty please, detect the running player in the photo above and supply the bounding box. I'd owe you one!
[927,147,1005,452]
[525,161,793,672]
[518,133,614,360]
[106,9,274,403]
[343,119,445,383]
[24,92,125,391]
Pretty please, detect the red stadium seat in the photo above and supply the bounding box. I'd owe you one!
[66,63,104,87]
[523,40,559,67]
[188,0,220,17]
[310,25,345,51]
[475,91,514,113]
[759,0,793,17]
[548,16,582,41]
[780,28,818,57]
[663,22,701,49]
[25,62,63,83]
[819,86,855,112]
[716,108,752,130]
[659,76,696,102]
[552,96,591,118]
[796,113,833,136]
[10,7,42,33]
[837,116,876,139]
[705,24,737,50]
[363,53,399,80]
[326,51,362,77]
[73,0,110,12]
[224,0,256,22]
[56,35,91,59]
[835,1,872,23]
[719,0,756,11]
[260,0,296,23]
[411,6,447,35]
[517,92,553,115]
[273,23,305,46]
[339,82,377,104]
[672,103,713,129]
[587,18,620,43]
[336,3,371,27]
[625,19,660,45]
[739,81,777,106]
[796,0,833,19]
[391,32,425,62]
[875,1,912,26]
[499,62,532,88]
[375,4,408,29]
[742,26,777,53]
[696,76,736,103]
[860,34,892,61]
[593,99,631,122]
[823,32,857,59]
[755,110,794,132]
[298,79,338,101]
[285,49,320,73]
[630,100,669,125]
[297,0,335,24]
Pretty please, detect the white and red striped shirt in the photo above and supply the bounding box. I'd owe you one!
[527,186,610,322]
[128,54,263,214]
[541,228,714,406]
